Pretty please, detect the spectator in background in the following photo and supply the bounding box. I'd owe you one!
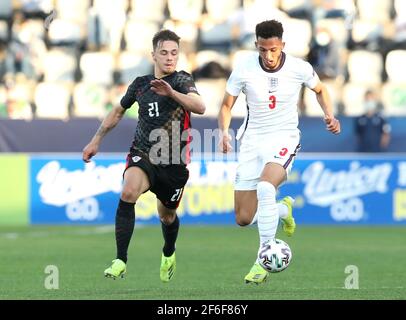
[6,10,46,80]
[355,89,391,152]
[308,27,342,79]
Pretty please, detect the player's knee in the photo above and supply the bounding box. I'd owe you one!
[236,217,250,227]
[121,187,142,203]
[235,210,251,227]
[160,213,176,225]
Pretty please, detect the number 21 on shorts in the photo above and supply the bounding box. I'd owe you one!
[171,188,183,202]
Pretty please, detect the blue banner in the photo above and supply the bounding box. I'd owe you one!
[29,154,406,225]
[279,154,406,224]
[30,156,125,224]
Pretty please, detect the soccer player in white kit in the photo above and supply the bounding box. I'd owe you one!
[218,20,341,284]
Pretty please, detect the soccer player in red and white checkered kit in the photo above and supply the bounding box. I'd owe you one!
[83,30,205,282]
[218,20,341,284]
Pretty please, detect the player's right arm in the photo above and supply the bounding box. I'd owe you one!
[82,105,126,163]
[83,78,138,162]
[218,93,238,153]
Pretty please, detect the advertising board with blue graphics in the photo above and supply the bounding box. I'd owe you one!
[280,155,406,224]
[30,155,237,224]
[30,154,406,224]
[30,156,125,224]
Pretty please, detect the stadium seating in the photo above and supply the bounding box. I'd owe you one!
[282,18,312,58]
[342,82,380,116]
[347,50,383,85]
[176,52,193,74]
[42,49,76,83]
[130,0,166,23]
[303,79,340,116]
[199,20,233,51]
[357,0,392,23]
[5,78,34,119]
[395,0,406,17]
[34,82,71,119]
[382,82,406,115]
[72,82,108,118]
[351,19,384,45]
[48,18,83,46]
[56,0,90,25]
[162,20,199,54]
[315,18,348,45]
[79,51,115,86]
[280,0,312,12]
[231,50,257,70]
[0,21,7,42]
[195,79,226,117]
[385,50,406,83]
[118,51,153,84]
[124,20,159,53]
[0,0,405,118]
[168,0,204,23]
[0,0,12,20]
[205,0,241,23]
[91,0,128,52]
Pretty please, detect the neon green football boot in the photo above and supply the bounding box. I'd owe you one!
[104,259,126,279]
[280,196,296,237]
[160,252,176,283]
[244,262,269,284]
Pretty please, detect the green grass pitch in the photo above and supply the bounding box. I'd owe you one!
[0,225,405,300]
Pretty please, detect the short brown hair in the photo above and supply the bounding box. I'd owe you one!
[152,29,180,51]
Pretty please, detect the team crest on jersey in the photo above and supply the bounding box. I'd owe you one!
[268,77,278,91]
[132,156,141,163]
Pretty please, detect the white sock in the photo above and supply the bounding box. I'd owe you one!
[250,202,288,225]
[278,202,288,219]
[256,181,279,245]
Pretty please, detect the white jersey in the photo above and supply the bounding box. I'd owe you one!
[226,52,319,139]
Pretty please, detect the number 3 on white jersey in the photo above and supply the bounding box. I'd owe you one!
[148,102,159,117]
[269,95,276,109]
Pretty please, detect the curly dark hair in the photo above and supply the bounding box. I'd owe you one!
[255,20,284,39]
[152,29,180,51]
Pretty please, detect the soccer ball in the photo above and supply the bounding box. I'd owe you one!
[257,239,292,273]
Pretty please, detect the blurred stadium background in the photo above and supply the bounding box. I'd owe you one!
[1,0,406,300]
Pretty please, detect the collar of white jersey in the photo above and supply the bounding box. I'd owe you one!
[258,52,286,73]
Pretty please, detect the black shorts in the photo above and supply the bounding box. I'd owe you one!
[124,149,189,209]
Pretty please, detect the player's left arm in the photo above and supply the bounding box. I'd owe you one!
[150,79,206,114]
[311,81,341,135]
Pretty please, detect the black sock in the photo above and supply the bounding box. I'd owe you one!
[161,215,179,257]
[115,199,135,263]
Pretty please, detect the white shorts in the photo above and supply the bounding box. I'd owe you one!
[235,130,301,190]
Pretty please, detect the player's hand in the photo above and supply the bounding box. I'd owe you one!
[150,79,174,97]
[218,131,233,153]
[324,116,341,135]
[82,142,99,163]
